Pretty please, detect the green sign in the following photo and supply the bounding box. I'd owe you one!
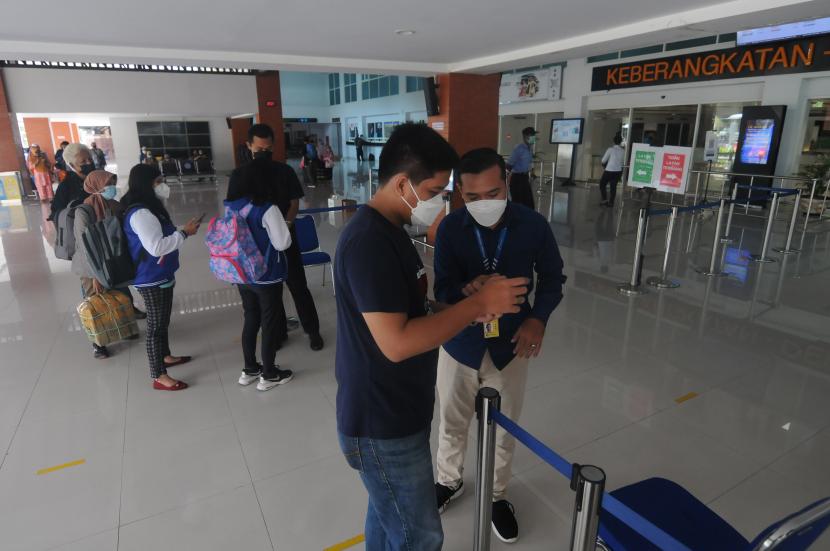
[632,150,656,186]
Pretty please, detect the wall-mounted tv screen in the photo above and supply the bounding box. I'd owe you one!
[550,118,584,144]
[739,119,776,165]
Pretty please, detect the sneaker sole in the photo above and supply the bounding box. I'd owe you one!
[492,524,518,544]
[238,376,260,386]
[438,485,465,515]
[256,374,294,392]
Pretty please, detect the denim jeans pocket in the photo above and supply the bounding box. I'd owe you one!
[338,434,363,473]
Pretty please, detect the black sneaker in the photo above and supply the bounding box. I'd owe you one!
[492,500,518,543]
[436,481,464,514]
[93,344,110,359]
[309,334,324,351]
[256,368,294,391]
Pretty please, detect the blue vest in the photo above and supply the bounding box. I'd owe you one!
[224,198,286,284]
[124,207,181,287]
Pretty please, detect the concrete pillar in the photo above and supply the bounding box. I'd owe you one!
[0,69,26,174]
[229,117,253,168]
[255,71,286,161]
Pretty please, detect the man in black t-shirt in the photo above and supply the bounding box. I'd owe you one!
[226,124,323,350]
[334,123,528,550]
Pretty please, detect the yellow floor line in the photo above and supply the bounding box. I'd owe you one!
[36,459,86,475]
[324,533,365,551]
[674,392,699,404]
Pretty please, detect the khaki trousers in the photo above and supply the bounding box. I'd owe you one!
[436,347,529,500]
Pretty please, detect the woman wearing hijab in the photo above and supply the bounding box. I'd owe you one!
[27,144,53,201]
[121,164,201,391]
[72,170,125,359]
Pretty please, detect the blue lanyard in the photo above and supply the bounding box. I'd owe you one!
[474,227,508,273]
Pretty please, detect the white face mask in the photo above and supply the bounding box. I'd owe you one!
[154,183,171,200]
[401,180,444,226]
[467,199,507,227]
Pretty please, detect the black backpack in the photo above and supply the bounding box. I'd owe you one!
[81,206,140,289]
[54,198,92,260]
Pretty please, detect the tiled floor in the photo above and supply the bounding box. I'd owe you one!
[0,160,828,550]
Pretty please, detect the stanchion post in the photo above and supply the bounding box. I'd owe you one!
[618,208,648,296]
[745,175,754,214]
[721,181,738,243]
[538,160,545,197]
[547,162,556,223]
[773,189,802,255]
[751,192,780,263]
[803,179,817,232]
[474,388,500,551]
[569,464,606,551]
[696,199,729,277]
[647,206,680,288]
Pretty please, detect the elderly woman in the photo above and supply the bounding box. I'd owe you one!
[49,143,93,221]
[27,144,53,201]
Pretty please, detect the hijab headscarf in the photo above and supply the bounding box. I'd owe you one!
[83,170,122,221]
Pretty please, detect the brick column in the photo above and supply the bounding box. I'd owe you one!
[255,71,286,162]
[229,117,253,168]
[426,73,502,242]
[0,69,26,174]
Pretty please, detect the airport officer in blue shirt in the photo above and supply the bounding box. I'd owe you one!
[334,125,529,551]
[506,126,537,210]
[433,148,565,544]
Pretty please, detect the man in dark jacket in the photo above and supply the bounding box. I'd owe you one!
[54,141,69,171]
[49,143,93,221]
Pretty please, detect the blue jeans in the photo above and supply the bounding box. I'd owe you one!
[338,429,443,551]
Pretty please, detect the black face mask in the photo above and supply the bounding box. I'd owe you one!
[253,150,272,160]
[80,163,95,176]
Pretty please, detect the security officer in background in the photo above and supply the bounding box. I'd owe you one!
[506,127,537,210]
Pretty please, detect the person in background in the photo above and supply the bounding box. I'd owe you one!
[506,127,537,210]
[90,142,107,170]
[355,134,366,163]
[320,137,335,169]
[55,141,69,171]
[227,124,324,351]
[143,151,156,165]
[305,137,319,183]
[122,164,201,391]
[27,144,53,202]
[432,148,565,543]
[72,170,131,359]
[139,146,149,164]
[49,143,93,221]
[599,134,625,207]
[226,158,294,392]
[334,123,529,550]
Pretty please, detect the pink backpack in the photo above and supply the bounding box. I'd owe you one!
[204,203,267,284]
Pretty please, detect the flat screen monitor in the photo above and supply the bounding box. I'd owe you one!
[739,119,775,165]
[550,118,584,144]
[737,16,830,46]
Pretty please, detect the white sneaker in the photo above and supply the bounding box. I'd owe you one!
[256,369,294,392]
[238,371,261,386]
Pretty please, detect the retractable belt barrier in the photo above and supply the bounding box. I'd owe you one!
[486,408,692,551]
[297,204,364,215]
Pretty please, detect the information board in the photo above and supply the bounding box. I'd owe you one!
[0,172,23,204]
[628,144,691,194]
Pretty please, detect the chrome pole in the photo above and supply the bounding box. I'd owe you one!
[547,162,556,223]
[569,465,606,551]
[803,178,817,232]
[752,192,779,263]
[773,190,802,255]
[697,199,728,277]
[647,206,680,288]
[745,176,754,214]
[474,388,500,551]
[721,181,738,244]
[692,171,701,205]
[538,160,544,198]
[618,208,648,296]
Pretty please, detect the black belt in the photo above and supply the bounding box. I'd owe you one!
[512,172,529,176]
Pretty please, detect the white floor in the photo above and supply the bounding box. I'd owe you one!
[0,165,829,550]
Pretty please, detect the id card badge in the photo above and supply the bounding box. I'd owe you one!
[483,319,500,339]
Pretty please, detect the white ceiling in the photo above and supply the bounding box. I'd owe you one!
[1,0,828,74]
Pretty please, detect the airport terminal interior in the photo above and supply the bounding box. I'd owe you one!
[1,2,830,550]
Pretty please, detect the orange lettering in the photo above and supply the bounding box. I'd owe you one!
[668,59,684,79]
[720,52,737,74]
[606,67,619,86]
[619,66,630,83]
[767,47,789,70]
[642,63,656,82]
[685,57,702,78]
[736,50,756,72]
[630,65,642,83]
[791,42,814,67]
[655,61,669,81]
[702,54,720,76]
[755,47,774,70]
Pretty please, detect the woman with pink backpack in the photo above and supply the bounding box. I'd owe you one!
[213,157,293,392]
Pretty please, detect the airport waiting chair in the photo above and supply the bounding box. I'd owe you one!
[293,215,334,295]
[599,478,830,551]
[159,159,180,183]
[195,158,217,183]
[178,158,198,182]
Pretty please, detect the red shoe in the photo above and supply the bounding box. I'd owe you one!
[153,379,188,391]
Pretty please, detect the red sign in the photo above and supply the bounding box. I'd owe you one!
[265,100,276,107]
[660,153,686,188]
